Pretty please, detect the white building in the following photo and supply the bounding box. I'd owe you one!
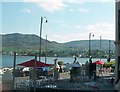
[115,0,120,91]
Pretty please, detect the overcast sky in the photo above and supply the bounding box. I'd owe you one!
[1,0,115,43]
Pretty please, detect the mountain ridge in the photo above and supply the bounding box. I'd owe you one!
[1,33,115,57]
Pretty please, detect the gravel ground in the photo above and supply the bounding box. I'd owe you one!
[1,67,117,92]
[14,72,116,91]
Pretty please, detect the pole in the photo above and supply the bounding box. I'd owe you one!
[89,33,91,58]
[115,1,120,88]
[34,53,37,92]
[100,36,101,61]
[99,36,102,74]
[107,40,111,62]
[109,40,111,58]
[13,52,16,89]
[89,33,94,79]
[89,33,94,58]
[89,33,91,79]
[45,35,47,64]
[39,17,43,62]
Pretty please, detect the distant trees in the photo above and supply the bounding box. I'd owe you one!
[2,47,115,58]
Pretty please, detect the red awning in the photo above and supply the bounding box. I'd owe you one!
[92,60,104,65]
[17,59,51,67]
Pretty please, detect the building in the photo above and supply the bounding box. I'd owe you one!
[115,0,120,91]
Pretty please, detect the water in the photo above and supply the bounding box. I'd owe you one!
[2,55,115,68]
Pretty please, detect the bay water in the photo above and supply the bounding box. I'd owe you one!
[1,55,115,68]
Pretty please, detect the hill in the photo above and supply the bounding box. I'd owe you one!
[1,33,66,54]
[1,33,115,57]
[64,40,115,51]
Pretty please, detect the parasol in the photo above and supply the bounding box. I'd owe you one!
[92,60,104,65]
[17,59,51,67]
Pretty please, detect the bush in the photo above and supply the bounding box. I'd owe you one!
[103,61,115,68]
[58,61,64,65]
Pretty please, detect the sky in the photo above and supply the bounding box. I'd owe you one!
[1,0,115,43]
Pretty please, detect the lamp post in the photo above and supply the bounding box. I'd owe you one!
[88,33,94,79]
[89,33,94,58]
[109,40,111,58]
[13,52,16,89]
[39,17,47,62]
[45,35,47,64]
[107,40,111,62]
[100,36,101,61]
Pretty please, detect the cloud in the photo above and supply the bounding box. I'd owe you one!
[86,22,114,32]
[86,22,115,39]
[24,0,65,12]
[69,0,114,2]
[21,8,32,13]
[61,24,81,29]
[48,34,83,43]
[23,0,113,13]
[48,22,115,43]
[2,0,114,2]
[39,0,65,12]
[69,8,90,13]
[64,0,114,3]
[78,8,89,13]
[69,9,75,12]
[23,0,85,12]
[97,0,114,2]
[1,0,23,2]
[63,0,83,4]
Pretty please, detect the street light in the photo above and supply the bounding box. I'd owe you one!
[99,36,101,61]
[45,35,47,64]
[39,17,47,62]
[88,33,94,79]
[109,40,111,57]
[89,33,94,58]
[107,40,111,62]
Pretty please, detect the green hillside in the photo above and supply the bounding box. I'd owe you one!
[64,40,115,51]
[1,33,115,57]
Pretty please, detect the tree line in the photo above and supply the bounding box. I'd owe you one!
[1,48,115,58]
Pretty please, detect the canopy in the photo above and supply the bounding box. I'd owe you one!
[17,59,51,67]
[65,62,81,68]
[22,67,29,72]
[92,60,104,65]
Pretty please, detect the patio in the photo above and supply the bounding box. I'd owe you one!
[14,72,116,92]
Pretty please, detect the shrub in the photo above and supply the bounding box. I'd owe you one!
[103,61,115,68]
[58,61,64,65]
